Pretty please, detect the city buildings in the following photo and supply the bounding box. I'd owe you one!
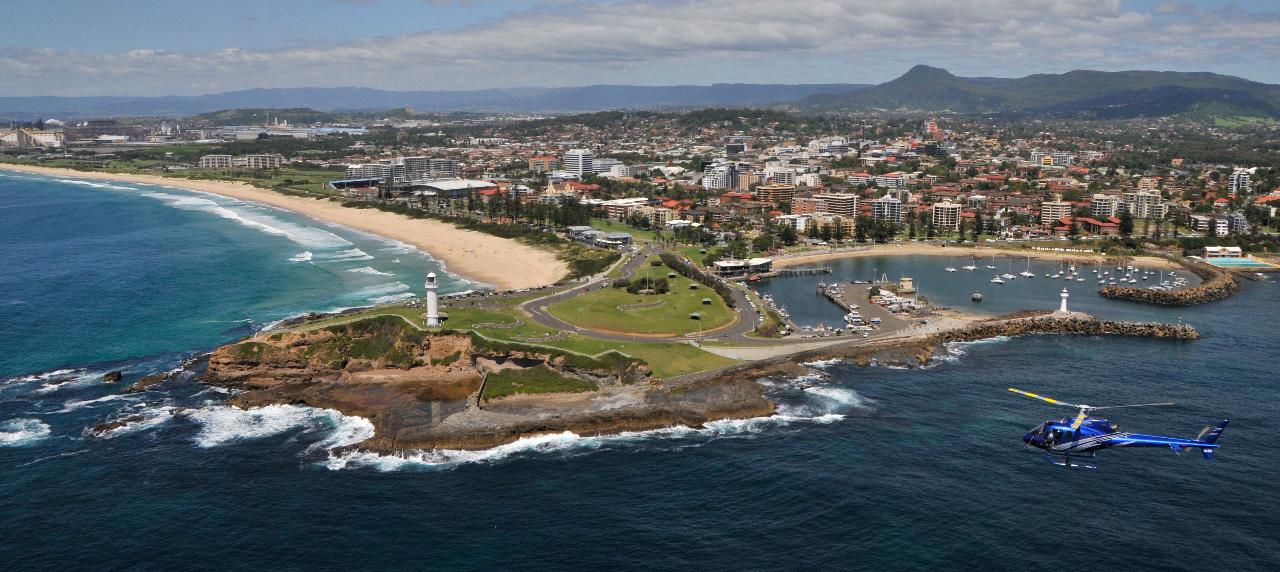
[1090,193,1120,218]
[198,154,233,169]
[871,195,903,224]
[1229,169,1251,196]
[1040,196,1074,225]
[931,201,962,231]
[1122,191,1167,219]
[754,184,796,205]
[529,156,560,173]
[563,149,593,176]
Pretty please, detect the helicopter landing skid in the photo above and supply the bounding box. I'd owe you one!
[1045,454,1098,469]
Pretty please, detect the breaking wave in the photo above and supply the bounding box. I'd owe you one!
[322,410,847,472]
[317,248,374,262]
[0,418,52,447]
[369,292,417,304]
[351,281,411,298]
[347,266,395,276]
[288,251,313,263]
[137,191,352,249]
[54,179,137,191]
[187,404,371,449]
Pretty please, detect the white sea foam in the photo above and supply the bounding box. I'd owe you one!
[369,292,417,304]
[288,251,313,263]
[55,179,137,191]
[0,418,52,447]
[57,393,140,413]
[347,266,394,276]
[323,410,846,472]
[187,404,368,448]
[802,358,844,369]
[137,191,352,249]
[89,406,176,439]
[318,248,374,262]
[803,386,872,410]
[31,368,114,394]
[944,335,1012,356]
[352,281,411,298]
[7,368,78,385]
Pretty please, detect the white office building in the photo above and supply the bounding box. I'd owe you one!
[702,163,738,190]
[564,149,593,176]
[1229,170,1251,196]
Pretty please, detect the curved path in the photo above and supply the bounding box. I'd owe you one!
[520,246,761,343]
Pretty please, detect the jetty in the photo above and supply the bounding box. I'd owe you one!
[778,266,833,276]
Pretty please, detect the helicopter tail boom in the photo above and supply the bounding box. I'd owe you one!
[1198,420,1229,459]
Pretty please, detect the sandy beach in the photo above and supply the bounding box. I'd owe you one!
[0,164,568,290]
[772,243,1180,269]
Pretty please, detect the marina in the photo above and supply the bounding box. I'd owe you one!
[752,254,1201,326]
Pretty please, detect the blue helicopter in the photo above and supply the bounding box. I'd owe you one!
[1008,388,1228,467]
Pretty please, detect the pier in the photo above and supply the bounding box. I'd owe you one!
[778,266,832,276]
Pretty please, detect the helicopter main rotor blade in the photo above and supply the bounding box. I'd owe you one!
[1008,388,1082,409]
[1086,402,1175,410]
[1070,409,1089,430]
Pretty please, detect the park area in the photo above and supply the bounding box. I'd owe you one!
[546,262,736,336]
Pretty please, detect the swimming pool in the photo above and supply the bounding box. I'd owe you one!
[1206,257,1276,268]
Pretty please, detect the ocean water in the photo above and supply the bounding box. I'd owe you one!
[3,172,1279,570]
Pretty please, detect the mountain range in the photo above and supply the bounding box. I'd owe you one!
[796,65,1280,119]
[0,84,867,120]
[3,65,1277,121]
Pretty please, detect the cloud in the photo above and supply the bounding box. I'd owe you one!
[2,0,1278,96]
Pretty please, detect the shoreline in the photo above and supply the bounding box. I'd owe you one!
[771,244,1181,270]
[194,310,1198,452]
[0,163,568,290]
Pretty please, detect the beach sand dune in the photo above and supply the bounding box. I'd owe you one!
[0,164,568,290]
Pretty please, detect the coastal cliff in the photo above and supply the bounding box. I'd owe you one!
[201,313,1196,452]
[1099,258,1239,306]
[202,316,774,451]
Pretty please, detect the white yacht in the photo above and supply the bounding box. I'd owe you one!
[991,275,1006,284]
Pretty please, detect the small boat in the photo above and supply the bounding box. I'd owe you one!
[991,275,1005,284]
[986,254,997,270]
[971,291,983,302]
[1019,258,1036,278]
[945,266,958,272]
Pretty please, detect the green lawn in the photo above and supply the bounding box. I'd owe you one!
[275,293,740,379]
[482,364,597,400]
[546,266,735,336]
[590,218,652,243]
[676,245,710,263]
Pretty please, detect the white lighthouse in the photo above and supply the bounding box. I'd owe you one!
[425,272,440,326]
[1058,287,1070,314]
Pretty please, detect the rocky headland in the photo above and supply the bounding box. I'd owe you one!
[201,316,773,451]
[199,312,1198,452]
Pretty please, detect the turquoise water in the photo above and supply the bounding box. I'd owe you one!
[2,172,1279,570]
[1207,257,1274,268]
[0,171,470,377]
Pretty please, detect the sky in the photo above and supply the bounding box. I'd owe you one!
[2,0,1278,96]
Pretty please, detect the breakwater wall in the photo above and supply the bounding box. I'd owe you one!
[1099,258,1239,306]
[667,314,1198,387]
